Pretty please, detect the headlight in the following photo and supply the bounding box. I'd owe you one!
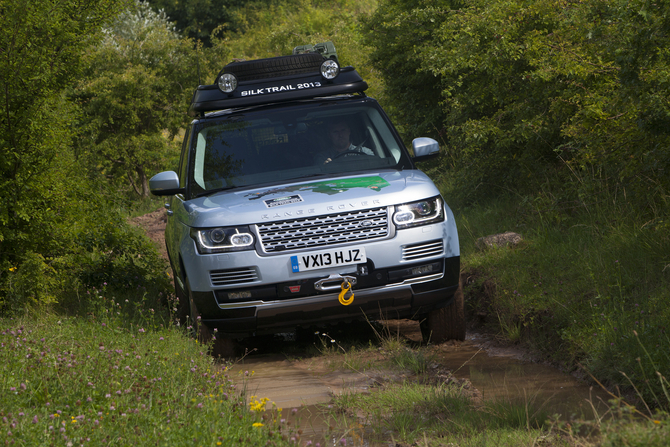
[393,196,444,229]
[217,73,238,93]
[190,226,254,254]
[320,59,340,80]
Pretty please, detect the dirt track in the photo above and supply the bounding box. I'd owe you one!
[130,207,169,261]
[130,207,611,436]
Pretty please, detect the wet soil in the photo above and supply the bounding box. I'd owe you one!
[224,321,612,446]
[228,322,611,418]
[130,207,169,261]
[134,207,612,443]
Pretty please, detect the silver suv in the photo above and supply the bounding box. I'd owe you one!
[150,44,463,354]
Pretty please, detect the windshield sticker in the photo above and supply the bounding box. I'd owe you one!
[264,195,303,208]
[241,81,322,97]
[246,176,390,201]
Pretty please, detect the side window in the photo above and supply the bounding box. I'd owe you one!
[178,126,191,188]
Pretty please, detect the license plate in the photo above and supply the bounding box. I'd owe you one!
[290,247,367,272]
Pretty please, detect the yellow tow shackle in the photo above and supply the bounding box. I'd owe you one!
[338,279,354,306]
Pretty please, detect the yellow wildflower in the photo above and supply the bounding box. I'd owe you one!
[252,422,264,428]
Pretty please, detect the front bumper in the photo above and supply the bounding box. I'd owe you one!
[195,256,459,337]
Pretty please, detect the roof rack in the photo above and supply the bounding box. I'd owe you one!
[189,43,368,116]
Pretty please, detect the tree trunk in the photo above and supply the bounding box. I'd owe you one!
[127,168,142,197]
[137,165,149,198]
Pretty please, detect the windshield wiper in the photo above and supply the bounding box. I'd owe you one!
[292,173,328,180]
[196,185,238,198]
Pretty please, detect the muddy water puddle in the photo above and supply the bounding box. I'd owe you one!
[226,321,611,445]
[228,353,378,445]
[436,334,611,420]
[386,319,612,420]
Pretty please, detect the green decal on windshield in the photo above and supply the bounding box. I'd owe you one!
[246,176,390,201]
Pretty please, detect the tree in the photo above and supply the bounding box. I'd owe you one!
[363,0,670,206]
[146,0,237,46]
[0,0,127,309]
[145,0,284,46]
[76,0,201,197]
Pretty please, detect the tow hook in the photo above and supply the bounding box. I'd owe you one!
[314,274,357,292]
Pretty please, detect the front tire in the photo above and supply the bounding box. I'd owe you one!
[420,280,466,343]
[185,278,238,358]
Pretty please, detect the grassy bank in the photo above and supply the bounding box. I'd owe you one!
[0,301,296,445]
[440,176,670,412]
[310,317,669,446]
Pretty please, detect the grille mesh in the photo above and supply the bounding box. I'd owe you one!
[402,240,444,261]
[210,267,259,286]
[257,207,389,252]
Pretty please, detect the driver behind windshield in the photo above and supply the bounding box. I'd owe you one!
[315,119,373,165]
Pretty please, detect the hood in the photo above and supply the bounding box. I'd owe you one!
[179,170,440,228]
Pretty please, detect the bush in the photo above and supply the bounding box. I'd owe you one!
[364,0,670,210]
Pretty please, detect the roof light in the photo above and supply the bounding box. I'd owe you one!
[320,59,340,80]
[217,73,238,93]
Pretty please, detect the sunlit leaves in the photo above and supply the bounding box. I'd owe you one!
[365,0,670,206]
[75,0,199,197]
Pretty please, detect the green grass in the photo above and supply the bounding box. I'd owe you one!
[0,310,293,445]
[310,320,435,376]
[328,381,567,446]
[598,412,670,447]
[448,182,670,410]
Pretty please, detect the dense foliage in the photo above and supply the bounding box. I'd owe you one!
[146,0,238,45]
[362,0,670,407]
[0,310,295,445]
[364,0,670,211]
[75,1,201,197]
[0,0,171,314]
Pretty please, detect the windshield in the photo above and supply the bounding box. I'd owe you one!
[188,99,410,197]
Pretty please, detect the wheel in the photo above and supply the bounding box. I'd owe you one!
[185,278,238,358]
[420,280,465,343]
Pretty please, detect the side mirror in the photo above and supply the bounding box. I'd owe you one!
[150,171,184,196]
[411,137,440,162]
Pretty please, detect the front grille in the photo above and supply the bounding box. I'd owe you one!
[257,207,389,252]
[402,240,444,261]
[210,267,259,286]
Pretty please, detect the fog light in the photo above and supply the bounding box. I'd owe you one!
[411,264,434,276]
[320,59,340,80]
[228,291,252,300]
[217,73,238,93]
